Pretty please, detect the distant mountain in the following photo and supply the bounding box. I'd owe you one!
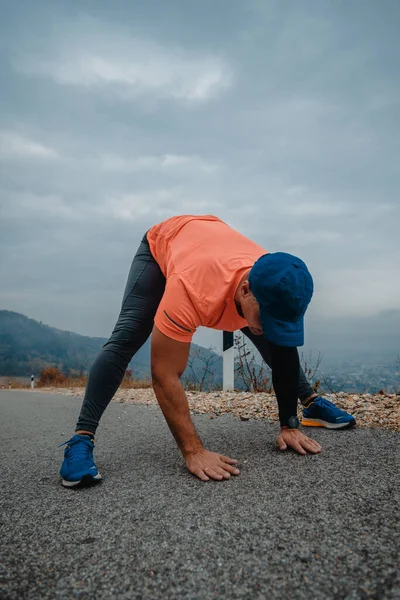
[0,310,222,387]
[2,308,399,392]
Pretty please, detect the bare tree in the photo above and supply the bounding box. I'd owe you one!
[319,373,351,397]
[299,350,322,393]
[234,334,273,393]
[184,348,220,391]
[79,351,92,377]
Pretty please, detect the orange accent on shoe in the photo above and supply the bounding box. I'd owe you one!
[301,419,325,427]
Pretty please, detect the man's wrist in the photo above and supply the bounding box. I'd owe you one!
[280,416,300,429]
[182,445,204,458]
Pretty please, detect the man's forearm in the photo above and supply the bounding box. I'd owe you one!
[269,342,300,427]
[152,376,203,456]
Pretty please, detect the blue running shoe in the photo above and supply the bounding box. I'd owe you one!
[59,434,102,487]
[302,396,356,429]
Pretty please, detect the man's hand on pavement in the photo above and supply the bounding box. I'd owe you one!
[185,448,240,482]
[276,428,322,455]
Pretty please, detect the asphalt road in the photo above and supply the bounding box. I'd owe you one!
[1,390,399,600]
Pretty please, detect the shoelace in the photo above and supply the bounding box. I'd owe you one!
[60,438,94,462]
[317,397,346,414]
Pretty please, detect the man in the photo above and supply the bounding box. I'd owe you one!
[60,215,355,487]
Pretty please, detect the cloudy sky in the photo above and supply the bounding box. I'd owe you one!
[1,0,399,350]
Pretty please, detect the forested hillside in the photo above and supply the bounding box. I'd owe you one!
[0,310,222,386]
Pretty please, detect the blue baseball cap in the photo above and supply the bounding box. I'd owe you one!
[248,252,314,347]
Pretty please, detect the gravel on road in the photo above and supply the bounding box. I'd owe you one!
[37,386,400,431]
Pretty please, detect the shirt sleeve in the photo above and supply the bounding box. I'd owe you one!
[154,273,202,343]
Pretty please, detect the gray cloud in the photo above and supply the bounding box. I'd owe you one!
[0,131,59,159]
[1,0,399,350]
[12,13,232,105]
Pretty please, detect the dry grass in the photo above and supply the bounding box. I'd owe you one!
[1,372,152,390]
[35,374,153,390]
[0,379,29,390]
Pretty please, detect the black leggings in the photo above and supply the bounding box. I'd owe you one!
[76,234,315,434]
[76,234,165,433]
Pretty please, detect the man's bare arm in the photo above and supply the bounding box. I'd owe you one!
[151,326,203,455]
[151,326,239,480]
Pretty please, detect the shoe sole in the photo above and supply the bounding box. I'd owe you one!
[301,418,356,430]
[61,473,102,488]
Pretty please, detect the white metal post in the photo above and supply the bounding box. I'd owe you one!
[223,331,234,391]
[31,375,35,389]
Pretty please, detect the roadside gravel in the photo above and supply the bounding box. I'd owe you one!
[35,387,400,431]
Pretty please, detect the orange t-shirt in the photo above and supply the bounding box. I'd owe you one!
[147,215,267,342]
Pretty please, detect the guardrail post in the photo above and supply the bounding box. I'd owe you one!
[223,331,234,391]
